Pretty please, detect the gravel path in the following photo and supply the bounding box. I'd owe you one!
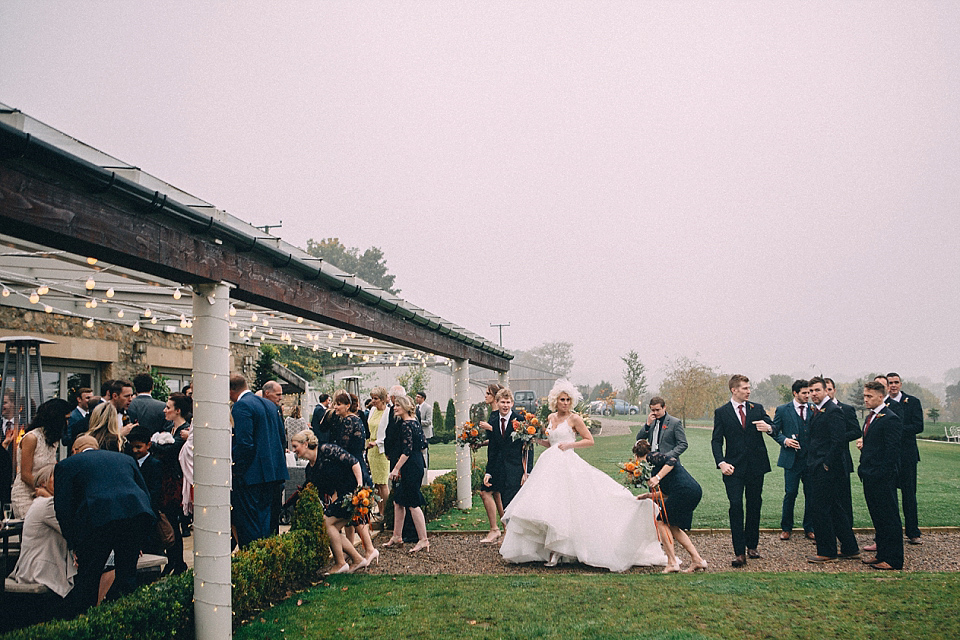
[355,531,960,575]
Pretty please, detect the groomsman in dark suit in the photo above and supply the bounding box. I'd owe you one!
[770,379,813,541]
[857,381,904,569]
[711,375,772,567]
[636,396,687,459]
[825,377,862,531]
[885,373,924,545]
[806,377,859,563]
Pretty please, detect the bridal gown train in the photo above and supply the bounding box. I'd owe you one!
[499,419,667,572]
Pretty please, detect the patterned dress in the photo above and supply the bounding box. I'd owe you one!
[366,407,389,485]
[11,429,58,518]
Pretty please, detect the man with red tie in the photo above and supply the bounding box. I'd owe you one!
[806,377,860,563]
[857,380,904,570]
[711,374,773,567]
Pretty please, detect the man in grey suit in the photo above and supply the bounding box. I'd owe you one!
[127,373,171,435]
[636,397,687,459]
[770,379,814,541]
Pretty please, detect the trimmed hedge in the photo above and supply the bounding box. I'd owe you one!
[2,486,330,639]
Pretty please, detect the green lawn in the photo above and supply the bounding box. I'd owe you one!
[235,572,960,640]
[428,428,960,529]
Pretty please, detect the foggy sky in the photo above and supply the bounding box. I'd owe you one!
[2,1,958,391]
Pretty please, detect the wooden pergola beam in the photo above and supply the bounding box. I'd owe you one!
[0,157,510,371]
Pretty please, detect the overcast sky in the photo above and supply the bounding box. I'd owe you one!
[3,2,958,391]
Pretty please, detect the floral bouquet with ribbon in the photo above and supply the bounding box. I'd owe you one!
[510,411,543,447]
[618,457,653,488]
[456,422,487,449]
[340,486,378,527]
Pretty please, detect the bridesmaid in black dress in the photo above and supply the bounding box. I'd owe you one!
[291,429,377,574]
[383,395,429,553]
[634,439,708,573]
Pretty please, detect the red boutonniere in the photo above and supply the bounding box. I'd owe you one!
[903,398,909,403]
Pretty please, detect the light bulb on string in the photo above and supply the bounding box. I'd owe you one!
[144,308,152,318]
[89,299,97,309]
[250,313,258,322]
[1,286,9,297]
[150,317,157,325]
[351,332,357,339]
[180,314,188,328]
[86,257,98,265]
[85,318,94,328]
[85,277,95,290]
[229,305,237,317]
[37,285,49,295]
[296,317,303,324]
[106,288,115,298]
[327,332,333,340]
[173,288,182,300]
[29,291,40,304]
[117,309,125,318]
[44,305,53,313]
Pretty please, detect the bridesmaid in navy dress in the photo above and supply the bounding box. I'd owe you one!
[634,439,708,573]
[383,395,429,553]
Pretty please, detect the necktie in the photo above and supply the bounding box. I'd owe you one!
[799,405,805,421]
[863,411,875,436]
[737,404,746,429]
[500,416,506,436]
[651,420,661,450]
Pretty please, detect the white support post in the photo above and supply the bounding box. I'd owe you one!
[453,358,472,509]
[498,369,509,389]
[192,283,233,640]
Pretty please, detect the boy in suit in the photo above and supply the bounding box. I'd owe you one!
[857,380,904,569]
[712,374,772,567]
[770,379,813,541]
[479,388,532,543]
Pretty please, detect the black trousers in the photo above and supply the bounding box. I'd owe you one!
[67,514,151,617]
[862,472,904,569]
[722,473,764,555]
[898,458,921,539]
[809,466,858,557]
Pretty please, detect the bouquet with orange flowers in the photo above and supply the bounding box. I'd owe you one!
[456,422,486,449]
[618,457,653,488]
[510,412,544,447]
[340,486,378,527]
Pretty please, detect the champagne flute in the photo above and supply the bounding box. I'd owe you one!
[2,503,12,524]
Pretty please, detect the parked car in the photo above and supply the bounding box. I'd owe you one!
[599,399,640,416]
[513,390,538,413]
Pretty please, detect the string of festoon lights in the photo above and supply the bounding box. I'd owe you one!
[189,286,233,618]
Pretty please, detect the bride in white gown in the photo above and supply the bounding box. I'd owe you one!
[499,380,667,572]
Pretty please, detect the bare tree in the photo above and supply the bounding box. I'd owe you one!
[658,356,726,425]
[515,341,575,377]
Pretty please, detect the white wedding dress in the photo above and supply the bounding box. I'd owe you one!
[499,418,667,572]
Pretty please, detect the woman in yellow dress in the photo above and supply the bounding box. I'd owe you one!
[365,386,390,511]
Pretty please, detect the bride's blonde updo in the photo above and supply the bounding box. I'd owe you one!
[547,379,582,411]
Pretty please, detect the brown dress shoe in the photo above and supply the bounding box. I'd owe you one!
[907,537,922,545]
[779,531,791,541]
[805,531,816,541]
[807,555,837,563]
[863,543,878,552]
[862,556,881,565]
[747,549,762,559]
[838,552,861,560]
[871,561,898,570]
[731,554,747,568]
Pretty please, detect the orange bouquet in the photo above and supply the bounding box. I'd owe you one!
[340,486,378,526]
[618,457,653,488]
[456,422,486,449]
[510,411,544,447]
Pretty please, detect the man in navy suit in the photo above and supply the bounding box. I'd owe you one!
[885,372,924,545]
[770,379,813,541]
[229,374,289,548]
[857,380,904,569]
[806,377,860,563]
[54,437,155,616]
[711,374,772,567]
